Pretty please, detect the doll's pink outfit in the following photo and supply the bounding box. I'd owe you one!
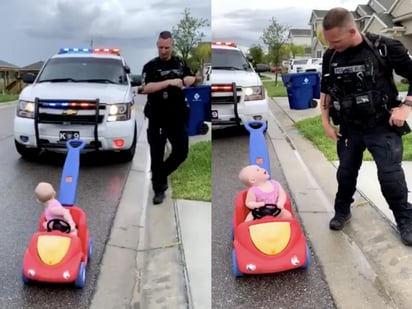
[44,199,66,221]
[250,180,281,206]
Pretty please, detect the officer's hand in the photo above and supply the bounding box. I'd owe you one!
[169,78,183,88]
[183,76,196,86]
[323,123,341,141]
[389,106,410,127]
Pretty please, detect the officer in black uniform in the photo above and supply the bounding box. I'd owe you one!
[320,7,412,245]
[140,31,196,204]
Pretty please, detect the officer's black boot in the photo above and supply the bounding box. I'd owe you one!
[152,181,168,205]
[397,220,412,246]
[329,212,352,230]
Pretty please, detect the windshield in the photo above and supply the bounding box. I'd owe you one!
[37,57,128,85]
[212,48,252,71]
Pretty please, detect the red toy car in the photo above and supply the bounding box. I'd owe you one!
[22,206,92,288]
[231,189,310,277]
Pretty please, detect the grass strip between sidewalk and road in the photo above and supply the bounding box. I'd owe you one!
[0,93,18,103]
[262,78,412,162]
[170,140,211,202]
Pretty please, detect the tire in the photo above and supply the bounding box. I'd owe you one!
[74,262,86,288]
[87,238,93,262]
[301,244,311,269]
[15,140,40,160]
[310,99,318,108]
[231,249,244,277]
[117,123,137,162]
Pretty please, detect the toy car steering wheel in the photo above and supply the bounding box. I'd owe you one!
[46,219,71,234]
[252,203,281,220]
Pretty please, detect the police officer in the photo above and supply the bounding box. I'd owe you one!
[320,7,412,245]
[140,31,196,204]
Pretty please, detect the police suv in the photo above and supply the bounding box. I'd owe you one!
[14,47,138,162]
[205,42,269,129]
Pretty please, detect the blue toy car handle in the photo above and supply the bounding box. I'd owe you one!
[244,120,267,133]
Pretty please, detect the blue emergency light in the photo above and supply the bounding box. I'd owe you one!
[58,47,120,55]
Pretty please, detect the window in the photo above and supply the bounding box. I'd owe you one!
[211,49,252,71]
[38,57,128,85]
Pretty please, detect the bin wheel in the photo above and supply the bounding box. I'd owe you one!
[310,100,318,108]
[198,123,209,135]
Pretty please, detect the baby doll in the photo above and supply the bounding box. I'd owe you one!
[35,182,77,235]
[239,165,292,222]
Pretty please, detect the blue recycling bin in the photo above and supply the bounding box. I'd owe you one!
[281,72,320,110]
[184,85,211,136]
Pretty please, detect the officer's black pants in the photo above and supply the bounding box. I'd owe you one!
[147,119,189,193]
[335,124,412,224]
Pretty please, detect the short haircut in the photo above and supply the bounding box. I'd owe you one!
[159,30,172,40]
[323,7,355,30]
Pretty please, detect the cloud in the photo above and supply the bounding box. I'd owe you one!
[0,0,211,72]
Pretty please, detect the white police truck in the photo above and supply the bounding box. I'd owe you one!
[206,41,269,130]
[14,47,138,162]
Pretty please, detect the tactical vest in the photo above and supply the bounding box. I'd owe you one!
[327,34,398,128]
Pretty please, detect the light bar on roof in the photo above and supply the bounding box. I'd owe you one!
[212,41,237,47]
[58,48,121,55]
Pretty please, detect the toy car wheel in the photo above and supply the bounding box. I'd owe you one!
[301,244,311,269]
[231,249,244,277]
[21,268,30,285]
[74,262,86,288]
[87,238,93,262]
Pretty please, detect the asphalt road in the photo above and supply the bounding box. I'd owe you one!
[0,101,143,309]
[211,126,336,309]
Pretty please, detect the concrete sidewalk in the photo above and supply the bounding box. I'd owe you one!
[130,123,211,309]
[270,94,412,309]
[90,119,211,309]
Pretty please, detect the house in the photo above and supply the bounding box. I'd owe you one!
[308,0,412,57]
[287,28,312,58]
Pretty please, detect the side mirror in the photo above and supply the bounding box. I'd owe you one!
[130,74,142,87]
[21,73,36,84]
[124,65,131,74]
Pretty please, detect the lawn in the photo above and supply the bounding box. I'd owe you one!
[262,78,412,161]
[170,140,211,201]
[0,93,18,103]
[295,115,412,161]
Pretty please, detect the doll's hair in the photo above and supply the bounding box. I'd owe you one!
[239,165,254,186]
[35,182,56,203]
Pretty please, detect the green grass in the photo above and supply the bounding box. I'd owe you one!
[262,78,408,98]
[170,140,211,201]
[262,80,287,97]
[295,115,412,161]
[0,93,18,103]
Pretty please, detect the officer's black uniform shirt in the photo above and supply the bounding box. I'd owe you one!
[141,56,193,104]
[321,33,412,97]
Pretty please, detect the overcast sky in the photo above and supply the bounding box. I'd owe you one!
[212,0,368,50]
[1,1,368,73]
[0,0,211,73]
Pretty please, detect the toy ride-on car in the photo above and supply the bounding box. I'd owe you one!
[231,189,311,277]
[22,206,93,288]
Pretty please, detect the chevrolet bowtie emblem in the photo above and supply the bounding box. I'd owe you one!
[62,109,77,115]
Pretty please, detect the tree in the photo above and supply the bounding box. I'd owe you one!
[248,44,264,66]
[187,42,211,79]
[288,44,305,59]
[172,8,210,64]
[261,17,289,84]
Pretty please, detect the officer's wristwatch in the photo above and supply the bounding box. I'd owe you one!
[402,100,412,107]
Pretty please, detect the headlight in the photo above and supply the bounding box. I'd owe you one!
[17,100,35,118]
[244,86,265,101]
[107,103,131,121]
